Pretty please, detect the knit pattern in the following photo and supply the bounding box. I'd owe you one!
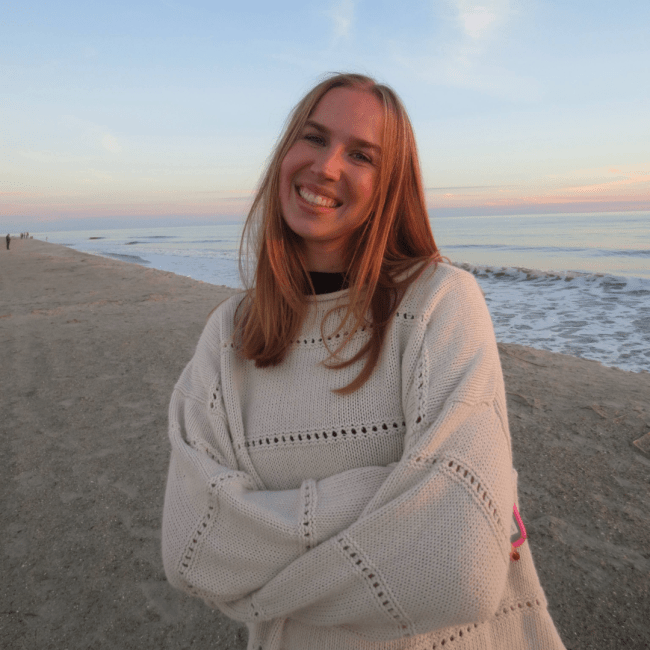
[162,262,567,650]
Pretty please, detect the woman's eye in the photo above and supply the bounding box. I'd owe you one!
[304,133,324,145]
[352,152,372,163]
[303,134,372,164]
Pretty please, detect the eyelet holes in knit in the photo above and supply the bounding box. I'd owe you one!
[442,458,502,527]
[338,538,411,634]
[291,326,371,346]
[243,421,406,449]
[302,481,316,550]
[179,505,215,576]
[208,385,220,410]
[199,443,219,463]
[410,455,503,532]
[412,455,437,467]
[496,599,542,618]
[413,358,427,427]
[209,472,253,490]
[248,601,261,619]
[430,623,480,648]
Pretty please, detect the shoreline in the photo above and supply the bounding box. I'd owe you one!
[2,239,650,649]
[26,237,650,375]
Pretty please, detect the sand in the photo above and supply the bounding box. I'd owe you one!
[1,238,649,650]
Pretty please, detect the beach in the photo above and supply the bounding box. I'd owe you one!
[37,215,650,375]
[1,239,649,649]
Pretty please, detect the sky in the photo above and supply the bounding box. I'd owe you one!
[2,0,649,230]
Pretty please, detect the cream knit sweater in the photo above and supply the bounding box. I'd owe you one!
[162,262,567,650]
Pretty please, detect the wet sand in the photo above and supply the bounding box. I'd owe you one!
[1,238,649,649]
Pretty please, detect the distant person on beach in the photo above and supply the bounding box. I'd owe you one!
[162,72,567,650]
[6,234,9,250]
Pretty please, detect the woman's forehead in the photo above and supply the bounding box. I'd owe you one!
[309,87,384,149]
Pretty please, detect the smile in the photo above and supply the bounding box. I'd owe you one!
[297,185,341,208]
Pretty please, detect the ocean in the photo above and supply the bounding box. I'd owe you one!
[35,211,650,374]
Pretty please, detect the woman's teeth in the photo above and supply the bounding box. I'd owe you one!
[298,186,339,208]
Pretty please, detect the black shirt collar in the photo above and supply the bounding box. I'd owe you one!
[308,271,349,295]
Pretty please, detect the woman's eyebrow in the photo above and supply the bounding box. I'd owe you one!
[304,119,382,155]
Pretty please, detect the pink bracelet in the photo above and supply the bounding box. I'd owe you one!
[510,503,527,561]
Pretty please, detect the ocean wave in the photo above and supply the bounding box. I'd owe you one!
[611,249,650,258]
[447,243,650,258]
[101,252,150,265]
[121,245,238,260]
[452,262,650,374]
[453,262,650,292]
[185,239,234,244]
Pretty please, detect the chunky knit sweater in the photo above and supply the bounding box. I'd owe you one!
[162,262,567,650]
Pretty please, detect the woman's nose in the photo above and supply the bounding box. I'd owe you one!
[311,146,343,180]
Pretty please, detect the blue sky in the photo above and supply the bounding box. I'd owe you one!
[2,0,649,229]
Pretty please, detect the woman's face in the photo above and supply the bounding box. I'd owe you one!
[279,87,384,272]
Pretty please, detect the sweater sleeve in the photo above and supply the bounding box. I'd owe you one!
[217,271,515,640]
[161,311,395,606]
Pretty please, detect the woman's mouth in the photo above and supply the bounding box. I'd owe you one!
[297,185,341,209]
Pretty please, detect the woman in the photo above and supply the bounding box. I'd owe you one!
[162,72,567,650]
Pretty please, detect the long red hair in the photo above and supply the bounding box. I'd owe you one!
[234,72,442,394]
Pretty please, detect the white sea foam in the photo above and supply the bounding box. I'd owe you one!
[455,263,650,373]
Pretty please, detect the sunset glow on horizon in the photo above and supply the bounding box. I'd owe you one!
[2,0,649,230]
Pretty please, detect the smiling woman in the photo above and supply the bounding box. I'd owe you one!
[161,72,568,650]
[232,73,441,388]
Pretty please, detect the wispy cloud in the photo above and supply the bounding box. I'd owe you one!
[268,1,357,73]
[61,115,125,156]
[390,0,539,101]
[453,0,509,39]
[426,185,503,191]
[423,165,650,211]
[17,129,122,166]
[324,0,355,41]
[560,168,650,196]
[101,133,122,153]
